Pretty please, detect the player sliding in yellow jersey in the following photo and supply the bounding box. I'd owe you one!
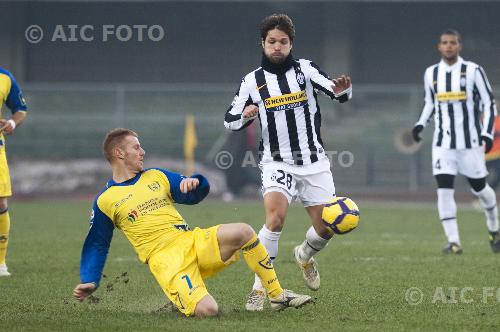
[73,128,312,317]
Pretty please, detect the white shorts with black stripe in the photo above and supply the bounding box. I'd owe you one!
[260,157,335,207]
[432,146,488,178]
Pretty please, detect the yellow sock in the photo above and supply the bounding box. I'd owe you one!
[0,209,10,265]
[241,235,283,298]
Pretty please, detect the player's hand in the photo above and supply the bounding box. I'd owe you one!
[0,119,16,135]
[331,75,351,95]
[481,135,493,153]
[412,125,424,142]
[242,104,259,119]
[180,177,200,193]
[73,283,97,302]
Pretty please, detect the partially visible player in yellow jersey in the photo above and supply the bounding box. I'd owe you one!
[73,128,312,317]
[0,68,28,277]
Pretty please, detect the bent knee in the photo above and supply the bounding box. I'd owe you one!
[0,198,8,211]
[195,302,219,317]
[237,223,256,243]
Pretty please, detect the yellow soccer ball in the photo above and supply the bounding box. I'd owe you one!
[322,197,360,234]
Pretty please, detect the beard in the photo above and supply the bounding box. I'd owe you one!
[267,53,287,64]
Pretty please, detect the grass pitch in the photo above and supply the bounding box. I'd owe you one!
[1,199,499,331]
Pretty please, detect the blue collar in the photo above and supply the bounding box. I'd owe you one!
[107,172,143,187]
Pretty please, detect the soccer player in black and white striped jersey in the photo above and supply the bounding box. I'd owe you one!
[412,29,500,254]
[224,14,352,311]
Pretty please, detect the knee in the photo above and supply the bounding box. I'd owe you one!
[0,198,8,212]
[435,174,454,189]
[266,209,286,231]
[195,302,219,317]
[237,223,256,244]
[468,177,487,193]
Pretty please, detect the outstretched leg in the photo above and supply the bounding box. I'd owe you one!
[248,192,289,311]
[217,223,312,311]
[294,204,333,290]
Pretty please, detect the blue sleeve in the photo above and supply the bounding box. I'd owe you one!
[5,73,27,113]
[155,168,210,205]
[79,200,114,288]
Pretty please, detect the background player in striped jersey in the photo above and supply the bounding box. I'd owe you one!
[412,29,500,254]
[73,128,312,317]
[224,14,352,310]
[0,68,28,277]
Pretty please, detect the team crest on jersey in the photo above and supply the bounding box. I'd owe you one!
[148,181,161,192]
[127,210,138,223]
[460,77,466,87]
[296,72,305,85]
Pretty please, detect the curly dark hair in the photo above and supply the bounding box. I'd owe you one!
[260,14,295,42]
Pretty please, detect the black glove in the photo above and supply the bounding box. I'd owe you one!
[481,135,493,153]
[412,125,424,142]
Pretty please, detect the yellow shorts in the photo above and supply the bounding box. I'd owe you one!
[148,225,240,316]
[0,140,11,197]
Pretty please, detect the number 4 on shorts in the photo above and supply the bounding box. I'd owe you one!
[435,159,441,170]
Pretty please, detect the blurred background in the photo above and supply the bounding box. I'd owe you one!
[1,0,499,199]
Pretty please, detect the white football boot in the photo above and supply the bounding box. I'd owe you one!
[0,263,11,277]
[293,245,320,290]
[245,288,266,311]
[269,289,313,311]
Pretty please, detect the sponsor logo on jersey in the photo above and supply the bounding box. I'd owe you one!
[189,285,200,295]
[173,224,190,232]
[114,193,133,207]
[127,209,138,223]
[264,90,308,112]
[89,209,95,228]
[436,91,467,102]
[19,92,27,106]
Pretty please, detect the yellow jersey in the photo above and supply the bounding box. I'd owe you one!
[0,68,27,144]
[79,168,210,287]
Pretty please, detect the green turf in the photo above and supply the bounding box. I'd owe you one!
[1,200,499,331]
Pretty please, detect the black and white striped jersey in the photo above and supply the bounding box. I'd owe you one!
[416,56,497,149]
[224,57,352,165]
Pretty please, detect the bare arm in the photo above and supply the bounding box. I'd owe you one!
[0,111,27,135]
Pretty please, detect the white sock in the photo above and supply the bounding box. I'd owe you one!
[472,184,499,233]
[437,188,460,244]
[252,225,281,291]
[297,226,330,262]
